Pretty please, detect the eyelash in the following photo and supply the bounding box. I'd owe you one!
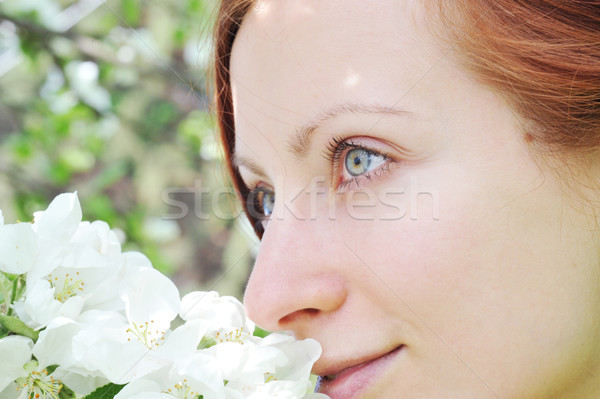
[323,136,395,190]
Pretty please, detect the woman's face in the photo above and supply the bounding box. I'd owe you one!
[230,1,600,398]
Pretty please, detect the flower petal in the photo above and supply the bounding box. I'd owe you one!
[180,291,254,333]
[0,382,20,399]
[171,353,225,399]
[0,222,37,274]
[33,316,81,369]
[0,335,33,390]
[260,335,322,382]
[14,279,79,330]
[34,192,82,242]
[71,310,145,383]
[114,378,169,399]
[119,267,179,328]
[152,319,209,362]
[50,367,109,397]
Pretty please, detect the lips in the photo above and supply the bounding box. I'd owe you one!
[316,345,405,399]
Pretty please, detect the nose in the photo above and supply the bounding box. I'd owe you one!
[243,211,347,333]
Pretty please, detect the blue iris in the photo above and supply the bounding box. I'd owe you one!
[261,190,275,216]
[345,148,373,176]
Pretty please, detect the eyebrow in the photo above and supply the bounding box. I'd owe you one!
[233,102,411,178]
[233,154,268,180]
[289,102,411,159]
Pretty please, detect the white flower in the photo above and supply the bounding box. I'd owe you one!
[114,365,219,399]
[119,267,181,334]
[71,220,122,257]
[170,353,227,399]
[0,192,83,281]
[114,377,173,399]
[14,361,64,399]
[13,278,85,329]
[0,336,66,399]
[50,368,109,397]
[65,269,198,383]
[258,334,322,383]
[115,292,325,399]
[13,251,128,329]
[32,192,82,243]
[53,309,133,381]
[201,334,319,398]
[0,193,328,399]
[13,197,140,329]
[178,293,325,399]
[27,192,83,282]
[114,353,229,399]
[34,316,86,370]
[180,291,255,334]
[0,222,37,275]
[0,336,32,391]
[32,315,111,395]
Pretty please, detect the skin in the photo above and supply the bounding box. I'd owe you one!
[230,0,600,398]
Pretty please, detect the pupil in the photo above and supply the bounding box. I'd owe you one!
[247,188,275,220]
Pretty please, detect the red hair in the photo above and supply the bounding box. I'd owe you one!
[213,0,258,233]
[213,0,600,235]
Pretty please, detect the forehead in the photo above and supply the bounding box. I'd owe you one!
[229,0,451,152]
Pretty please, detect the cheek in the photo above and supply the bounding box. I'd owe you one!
[368,177,563,340]
[343,167,600,395]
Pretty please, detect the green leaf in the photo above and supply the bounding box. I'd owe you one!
[0,315,39,342]
[81,383,126,399]
[0,324,10,339]
[46,364,59,374]
[121,0,141,26]
[253,326,270,338]
[59,383,77,399]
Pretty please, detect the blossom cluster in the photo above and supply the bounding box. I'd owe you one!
[0,193,328,399]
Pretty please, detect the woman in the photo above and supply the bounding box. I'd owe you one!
[213,1,600,398]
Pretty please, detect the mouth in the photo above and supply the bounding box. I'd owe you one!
[315,345,405,399]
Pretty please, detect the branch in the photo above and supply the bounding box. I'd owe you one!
[0,12,74,39]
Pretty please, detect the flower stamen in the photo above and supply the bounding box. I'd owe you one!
[215,327,250,344]
[163,379,199,398]
[47,271,85,303]
[17,365,63,399]
[126,320,166,350]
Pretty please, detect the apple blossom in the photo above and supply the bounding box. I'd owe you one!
[0,335,32,392]
[0,193,328,398]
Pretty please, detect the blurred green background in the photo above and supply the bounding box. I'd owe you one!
[0,0,258,300]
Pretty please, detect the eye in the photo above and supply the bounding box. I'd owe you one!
[260,190,275,216]
[246,186,275,221]
[344,148,387,177]
[325,137,394,190]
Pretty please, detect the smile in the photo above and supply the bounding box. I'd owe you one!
[315,345,405,399]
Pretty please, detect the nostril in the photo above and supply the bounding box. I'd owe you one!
[279,308,320,325]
